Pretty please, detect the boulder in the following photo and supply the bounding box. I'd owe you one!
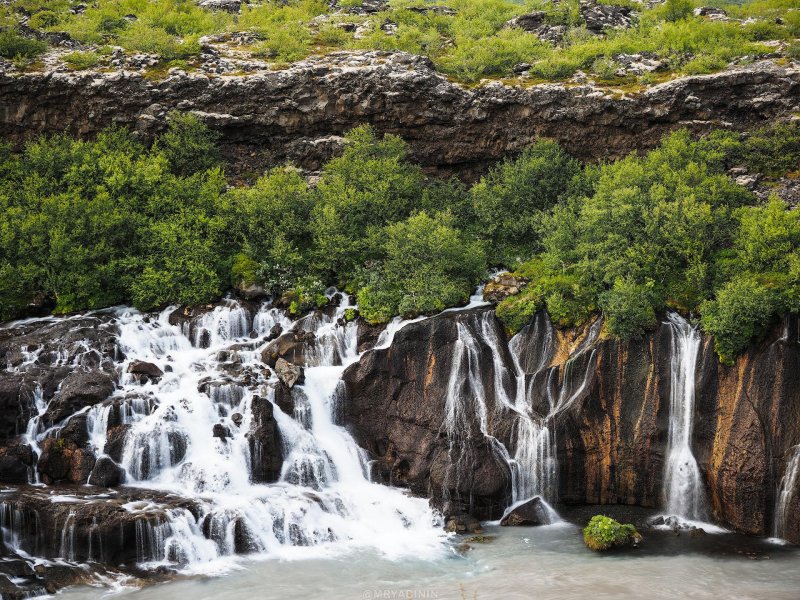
[505,12,546,32]
[37,437,95,484]
[261,331,315,367]
[275,357,304,388]
[694,6,728,20]
[212,423,230,439]
[482,272,529,303]
[127,360,164,383]
[88,456,125,487]
[273,382,295,415]
[0,442,33,484]
[500,496,549,526]
[444,513,483,534]
[44,371,115,425]
[248,395,283,483]
[104,424,131,462]
[198,0,241,13]
[581,2,636,32]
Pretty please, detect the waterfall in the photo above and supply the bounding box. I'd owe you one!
[661,312,708,523]
[774,444,800,539]
[440,310,588,523]
[4,294,447,574]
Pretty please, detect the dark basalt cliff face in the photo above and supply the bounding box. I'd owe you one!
[1,52,799,178]
[341,308,800,542]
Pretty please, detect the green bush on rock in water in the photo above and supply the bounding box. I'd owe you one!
[583,515,642,551]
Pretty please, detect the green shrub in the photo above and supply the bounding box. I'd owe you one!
[662,0,694,23]
[0,29,47,59]
[682,54,727,75]
[591,56,620,80]
[63,50,100,70]
[357,212,485,323]
[736,122,800,177]
[700,274,783,364]
[156,111,220,176]
[599,278,658,338]
[496,285,544,334]
[470,140,582,266]
[583,515,642,551]
[28,10,60,29]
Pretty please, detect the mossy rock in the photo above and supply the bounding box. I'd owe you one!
[583,515,642,551]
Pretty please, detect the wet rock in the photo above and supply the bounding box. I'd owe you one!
[342,308,514,519]
[104,424,131,462]
[0,441,33,483]
[248,395,283,483]
[444,513,483,534]
[44,370,115,425]
[127,360,164,383]
[483,272,529,303]
[356,319,384,353]
[500,496,549,526]
[231,412,243,427]
[88,456,125,486]
[267,323,284,341]
[274,382,295,415]
[212,423,230,439]
[37,437,95,484]
[275,357,305,389]
[261,331,315,367]
[0,486,201,569]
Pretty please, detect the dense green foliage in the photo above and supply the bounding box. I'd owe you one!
[1,0,796,82]
[583,515,642,551]
[2,116,800,362]
[497,122,800,361]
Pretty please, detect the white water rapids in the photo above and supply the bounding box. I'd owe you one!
[32,294,448,571]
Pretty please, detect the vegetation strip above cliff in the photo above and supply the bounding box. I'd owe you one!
[0,0,797,83]
[1,116,800,363]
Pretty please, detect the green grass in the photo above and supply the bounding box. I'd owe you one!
[0,0,796,81]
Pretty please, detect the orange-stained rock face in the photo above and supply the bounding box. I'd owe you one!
[343,309,800,541]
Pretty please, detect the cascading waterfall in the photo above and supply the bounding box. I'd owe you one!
[2,293,449,578]
[661,312,708,523]
[774,444,800,539]
[439,310,599,523]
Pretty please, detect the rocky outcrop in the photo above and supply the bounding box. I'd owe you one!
[482,272,528,303]
[342,306,800,542]
[342,308,514,519]
[247,394,283,483]
[500,496,549,526]
[1,53,798,178]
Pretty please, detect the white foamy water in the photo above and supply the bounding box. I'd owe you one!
[56,521,800,600]
[658,313,709,526]
[62,294,448,571]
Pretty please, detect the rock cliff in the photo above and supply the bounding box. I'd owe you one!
[341,307,800,542]
[1,52,798,178]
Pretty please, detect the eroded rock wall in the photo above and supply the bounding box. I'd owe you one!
[1,53,799,178]
[342,308,800,541]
